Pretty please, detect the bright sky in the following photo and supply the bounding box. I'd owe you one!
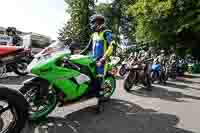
[0,0,109,39]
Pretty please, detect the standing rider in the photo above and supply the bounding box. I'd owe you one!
[81,14,115,97]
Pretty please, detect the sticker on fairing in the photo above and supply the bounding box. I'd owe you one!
[74,74,91,84]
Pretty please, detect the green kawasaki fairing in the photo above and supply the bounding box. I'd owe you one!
[30,53,96,101]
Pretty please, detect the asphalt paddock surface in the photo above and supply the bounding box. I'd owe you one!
[0,73,200,133]
[22,99,193,133]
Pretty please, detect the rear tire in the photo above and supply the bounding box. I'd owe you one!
[0,86,28,133]
[101,76,116,101]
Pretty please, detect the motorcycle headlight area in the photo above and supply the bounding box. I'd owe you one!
[133,65,139,69]
[27,56,48,72]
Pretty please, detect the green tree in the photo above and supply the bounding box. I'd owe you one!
[96,0,136,43]
[59,0,95,46]
[128,0,200,48]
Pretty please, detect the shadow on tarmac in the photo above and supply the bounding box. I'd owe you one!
[167,80,200,91]
[22,99,195,133]
[129,84,200,102]
[182,74,200,79]
[166,82,189,89]
[174,78,200,85]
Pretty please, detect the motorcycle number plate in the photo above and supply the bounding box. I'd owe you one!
[74,74,91,84]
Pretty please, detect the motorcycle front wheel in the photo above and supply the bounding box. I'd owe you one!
[20,84,57,121]
[124,71,136,92]
[143,73,152,90]
[150,71,158,83]
[119,64,127,76]
[0,86,28,133]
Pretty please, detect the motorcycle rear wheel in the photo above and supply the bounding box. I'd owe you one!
[102,76,116,99]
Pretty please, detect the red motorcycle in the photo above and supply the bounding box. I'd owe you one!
[0,45,33,77]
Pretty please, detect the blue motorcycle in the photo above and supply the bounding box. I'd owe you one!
[151,63,161,83]
[151,56,169,84]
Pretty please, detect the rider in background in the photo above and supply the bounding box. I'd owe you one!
[158,50,166,64]
[81,14,115,98]
[6,27,22,46]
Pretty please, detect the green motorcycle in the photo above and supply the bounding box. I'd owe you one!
[188,63,200,73]
[20,41,120,120]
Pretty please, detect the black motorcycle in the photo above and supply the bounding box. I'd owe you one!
[124,57,152,92]
[169,59,177,79]
[160,60,169,84]
[0,86,28,133]
[119,54,133,77]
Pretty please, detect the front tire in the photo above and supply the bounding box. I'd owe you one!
[151,70,159,83]
[20,84,57,121]
[124,71,136,92]
[143,73,152,91]
[119,65,127,76]
[0,86,28,133]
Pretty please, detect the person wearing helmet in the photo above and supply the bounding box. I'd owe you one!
[81,14,115,98]
[170,53,176,63]
[157,49,165,64]
[6,27,22,46]
[138,49,145,59]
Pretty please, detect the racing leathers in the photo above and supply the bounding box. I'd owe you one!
[81,29,115,96]
[82,29,114,75]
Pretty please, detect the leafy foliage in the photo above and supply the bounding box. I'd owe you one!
[96,0,136,43]
[59,0,200,52]
[128,0,200,47]
[58,0,95,45]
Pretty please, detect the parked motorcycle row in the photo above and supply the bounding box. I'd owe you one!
[177,56,200,74]
[120,50,178,92]
[166,55,200,76]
